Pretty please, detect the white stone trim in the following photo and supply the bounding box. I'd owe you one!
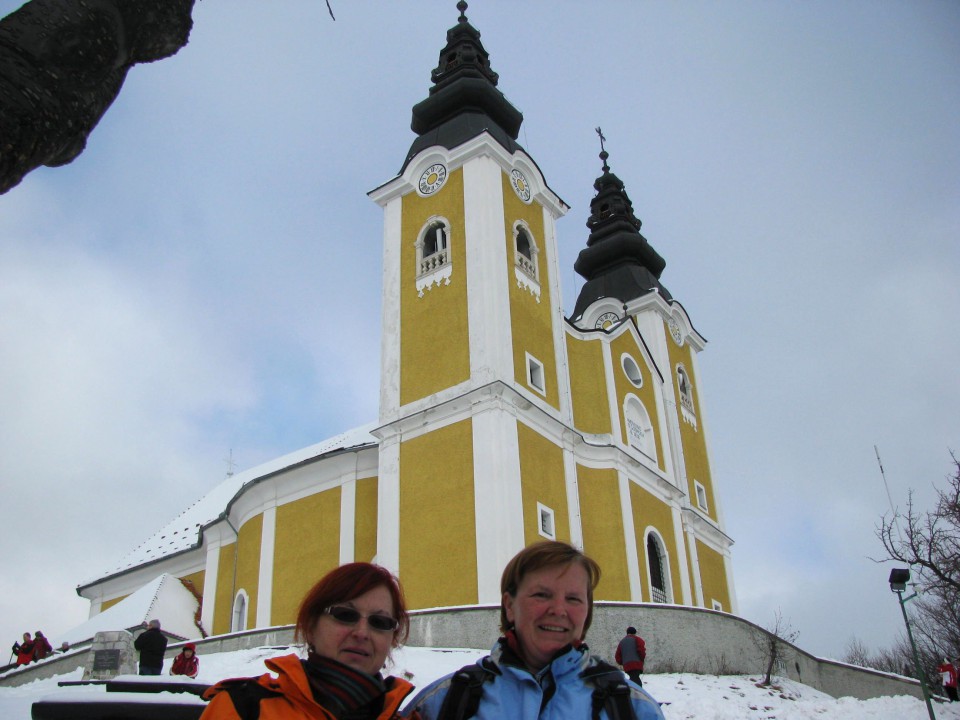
[619,472,642,601]
[472,405,524,604]
[379,196,403,424]
[685,521,704,607]
[673,504,693,605]
[340,478,356,565]
[255,506,276,628]
[375,435,401,576]
[200,541,220,634]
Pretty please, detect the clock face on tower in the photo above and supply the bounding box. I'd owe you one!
[596,311,619,330]
[668,317,684,345]
[419,163,447,195]
[510,168,532,203]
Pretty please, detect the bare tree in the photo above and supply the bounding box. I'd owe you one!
[842,637,872,668]
[752,610,799,686]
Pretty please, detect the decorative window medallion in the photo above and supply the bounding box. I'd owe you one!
[418,163,447,195]
[510,168,532,203]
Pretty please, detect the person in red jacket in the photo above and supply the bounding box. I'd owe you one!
[939,658,958,702]
[32,631,53,662]
[615,626,647,687]
[170,642,200,679]
[12,633,35,666]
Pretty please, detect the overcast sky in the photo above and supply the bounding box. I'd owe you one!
[1,0,957,662]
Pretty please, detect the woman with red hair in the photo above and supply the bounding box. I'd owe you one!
[202,562,417,720]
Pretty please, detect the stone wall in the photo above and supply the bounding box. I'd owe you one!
[0,603,925,702]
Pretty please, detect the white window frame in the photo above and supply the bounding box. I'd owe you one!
[623,394,657,463]
[621,353,643,388]
[675,363,697,429]
[694,480,709,512]
[537,502,556,540]
[232,589,249,633]
[415,216,453,297]
[512,221,541,302]
[644,528,673,604]
[711,599,724,612]
[526,352,546,395]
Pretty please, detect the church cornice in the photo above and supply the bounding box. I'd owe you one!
[368,132,568,217]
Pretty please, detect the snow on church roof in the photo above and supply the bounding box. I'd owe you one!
[80,423,378,589]
[58,573,199,648]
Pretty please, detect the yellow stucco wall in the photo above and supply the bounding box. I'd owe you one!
[400,420,477,608]
[355,477,378,564]
[696,540,731,611]
[504,174,559,410]
[611,332,666,471]
[577,465,630,600]
[517,422,569,544]
[213,543,237,636]
[565,334,611,435]
[272,488,342,625]
[400,169,470,406]
[100,595,125,612]
[629,483,683,603]
[666,325,717,521]
[234,514,263,632]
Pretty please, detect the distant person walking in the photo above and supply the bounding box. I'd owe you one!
[32,630,53,662]
[170,642,199,679]
[12,632,35,666]
[615,626,647,687]
[939,658,958,701]
[134,619,168,675]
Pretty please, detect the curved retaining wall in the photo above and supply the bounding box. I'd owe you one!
[0,603,923,702]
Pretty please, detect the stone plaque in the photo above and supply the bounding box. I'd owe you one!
[92,649,121,672]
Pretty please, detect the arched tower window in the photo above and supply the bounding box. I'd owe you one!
[415,217,453,296]
[232,590,248,632]
[512,221,541,302]
[623,395,657,462]
[675,364,697,429]
[646,532,671,604]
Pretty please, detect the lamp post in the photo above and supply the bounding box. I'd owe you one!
[889,568,937,720]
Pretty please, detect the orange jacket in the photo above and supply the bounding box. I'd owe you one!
[201,653,417,720]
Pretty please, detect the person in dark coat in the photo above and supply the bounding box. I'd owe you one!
[134,619,168,675]
[615,626,647,687]
[12,632,35,666]
[32,630,53,661]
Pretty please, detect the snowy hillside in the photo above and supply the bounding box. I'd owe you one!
[2,645,957,720]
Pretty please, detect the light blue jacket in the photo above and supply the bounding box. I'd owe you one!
[404,641,665,720]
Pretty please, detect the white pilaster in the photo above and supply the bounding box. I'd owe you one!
[684,520,703,607]
[472,402,524,603]
[340,478,357,565]
[256,506,276,628]
[201,541,221,634]
[619,473,642,601]
[562,435,584,549]
[379,197,403,423]
[376,434,401,575]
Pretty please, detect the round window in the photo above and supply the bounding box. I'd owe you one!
[621,355,643,387]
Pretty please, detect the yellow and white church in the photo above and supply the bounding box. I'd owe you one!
[78,4,736,638]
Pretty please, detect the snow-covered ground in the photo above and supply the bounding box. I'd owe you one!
[3,644,958,719]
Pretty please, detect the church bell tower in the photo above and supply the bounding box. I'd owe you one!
[368,2,572,608]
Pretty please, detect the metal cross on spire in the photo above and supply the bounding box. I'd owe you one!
[595,126,610,172]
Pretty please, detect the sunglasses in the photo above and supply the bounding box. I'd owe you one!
[324,605,399,633]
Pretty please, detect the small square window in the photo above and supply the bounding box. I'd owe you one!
[694,481,708,512]
[526,353,546,395]
[712,599,723,612]
[537,502,555,540]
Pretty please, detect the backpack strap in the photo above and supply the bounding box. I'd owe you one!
[436,658,498,720]
[217,679,283,720]
[580,660,637,720]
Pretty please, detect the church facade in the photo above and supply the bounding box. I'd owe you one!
[78,5,736,637]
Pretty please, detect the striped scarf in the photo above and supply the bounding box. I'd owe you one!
[302,652,386,720]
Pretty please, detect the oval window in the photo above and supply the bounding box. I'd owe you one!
[621,355,643,387]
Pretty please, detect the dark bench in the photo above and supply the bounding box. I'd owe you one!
[33,678,211,719]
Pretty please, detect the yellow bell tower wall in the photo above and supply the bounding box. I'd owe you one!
[696,539,732,611]
[577,465,630,600]
[400,169,470,406]
[629,483,683,603]
[503,173,559,410]
[271,488,342,625]
[665,324,718,521]
[565,335,611,435]
[355,476,378,563]
[610,331,666,472]
[517,422,569,544]
[399,419,478,608]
